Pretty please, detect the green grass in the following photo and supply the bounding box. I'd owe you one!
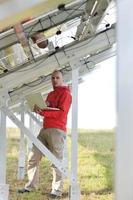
[7,128,114,200]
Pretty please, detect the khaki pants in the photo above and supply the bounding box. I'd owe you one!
[25,128,66,193]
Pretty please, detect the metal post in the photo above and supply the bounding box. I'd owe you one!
[116,1,133,200]
[17,102,26,180]
[69,65,80,200]
[25,109,42,153]
[63,137,68,170]
[27,115,34,153]
[26,109,42,127]
[0,98,9,200]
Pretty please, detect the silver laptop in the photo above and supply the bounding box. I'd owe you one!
[25,92,46,111]
[26,92,60,112]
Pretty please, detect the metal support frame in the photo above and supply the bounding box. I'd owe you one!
[63,136,68,170]
[25,108,42,152]
[17,101,26,180]
[0,97,9,200]
[6,45,116,102]
[27,115,34,152]
[0,0,84,50]
[69,64,80,200]
[116,0,133,200]
[0,26,115,90]
[0,1,116,200]
[25,109,42,127]
[1,106,68,177]
[26,110,42,152]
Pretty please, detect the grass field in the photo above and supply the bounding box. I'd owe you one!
[7,128,114,200]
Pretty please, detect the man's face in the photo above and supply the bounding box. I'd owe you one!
[51,71,63,88]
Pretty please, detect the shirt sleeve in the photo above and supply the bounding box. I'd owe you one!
[38,91,71,118]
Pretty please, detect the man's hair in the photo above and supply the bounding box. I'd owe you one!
[52,69,63,75]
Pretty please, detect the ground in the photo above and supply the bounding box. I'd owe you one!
[7,128,114,200]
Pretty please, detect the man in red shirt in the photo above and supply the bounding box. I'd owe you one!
[18,70,72,198]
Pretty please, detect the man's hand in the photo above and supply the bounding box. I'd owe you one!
[45,101,50,106]
[33,104,42,113]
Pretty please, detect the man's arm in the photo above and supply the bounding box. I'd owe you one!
[38,91,71,118]
[33,104,42,114]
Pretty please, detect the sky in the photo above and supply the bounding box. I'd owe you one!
[67,56,116,129]
[80,56,116,129]
[7,56,116,129]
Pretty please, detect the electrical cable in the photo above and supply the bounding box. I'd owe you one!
[54,53,61,67]
[17,56,49,72]
[64,35,96,52]
[55,36,75,47]
[23,76,45,87]
[27,21,40,37]
[24,0,87,36]
[39,19,44,30]
[84,59,96,71]
[48,15,60,30]
[58,0,88,30]
[105,31,111,46]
